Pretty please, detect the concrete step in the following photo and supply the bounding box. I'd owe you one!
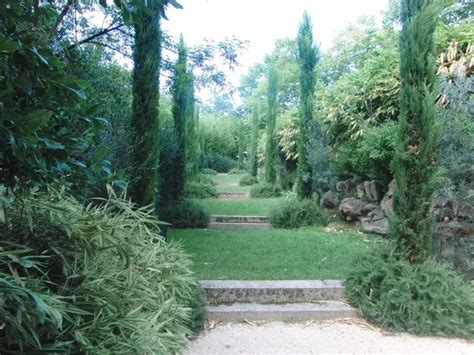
[200,280,346,305]
[217,182,239,187]
[210,215,270,224]
[208,222,271,230]
[218,192,250,200]
[206,301,358,322]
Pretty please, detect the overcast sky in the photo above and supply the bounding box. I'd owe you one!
[161,0,389,100]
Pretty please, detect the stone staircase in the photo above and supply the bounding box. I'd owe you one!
[200,280,358,322]
[209,215,271,230]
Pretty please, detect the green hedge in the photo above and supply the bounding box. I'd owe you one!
[270,197,327,228]
[250,183,282,198]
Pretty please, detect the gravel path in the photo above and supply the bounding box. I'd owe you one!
[186,320,473,354]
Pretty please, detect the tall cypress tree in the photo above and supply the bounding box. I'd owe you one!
[250,107,259,177]
[129,1,162,207]
[392,0,440,263]
[171,35,193,203]
[265,66,278,184]
[296,11,319,199]
[187,105,200,176]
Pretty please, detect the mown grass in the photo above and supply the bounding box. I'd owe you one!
[215,185,252,193]
[170,227,383,280]
[210,173,247,185]
[195,197,283,216]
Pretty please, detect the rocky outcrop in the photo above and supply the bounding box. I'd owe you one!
[339,198,378,222]
[320,191,340,209]
[361,209,390,235]
[380,179,395,214]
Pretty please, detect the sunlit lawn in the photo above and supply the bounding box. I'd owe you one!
[170,227,382,280]
[195,197,283,216]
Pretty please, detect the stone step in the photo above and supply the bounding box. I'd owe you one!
[200,280,346,305]
[206,301,358,322]
[210,215,270,224]
[218,192,250,200]
[208,222,271,230]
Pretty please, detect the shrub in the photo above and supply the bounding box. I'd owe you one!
[239,174,259,186]
[160,199,210,228]
[270,197,327,228]
[1,188,204,353]
[184,174,217,199]
[202,152,236,173]
[201,168,218,175]
[345,245,474,339]
[229,168,247,175]
[250,183,282,198]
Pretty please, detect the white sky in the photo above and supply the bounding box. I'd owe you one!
[162,0,389,96]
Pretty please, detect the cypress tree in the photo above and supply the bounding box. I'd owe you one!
[250,107,259,177]
[129,2,162,207]
[170,35,193,203]
[237,119,245,170]
[296,11,319,199]
[392,0,440,263]
[187,105,200,176]
[265,66,278,184]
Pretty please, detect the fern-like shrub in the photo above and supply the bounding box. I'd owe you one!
[345,245,474,339]
[270,197,327,229]
[1,188,205,353]
[250,183,282,198]
[160,199,210,228]
[239,174,258,186]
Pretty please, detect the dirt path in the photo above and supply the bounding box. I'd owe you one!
[186,320,473,354]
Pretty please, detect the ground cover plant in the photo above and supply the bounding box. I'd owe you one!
[346,245,474,339]
[239,174,259,186]
[160,199,210,228]
[170,227,382,280]
[270,196,327,228]
[250,183,283,198]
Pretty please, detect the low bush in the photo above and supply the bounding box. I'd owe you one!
[270,197,327,228]
[185,174,217,199]
[160,199,210,228]
[201,168,218,175]
[229,168,247,175]
[250,183,282,198]
[345,245,474,339]
[239,174,259,186]
[1,188,204,353]
[202,152,236,173]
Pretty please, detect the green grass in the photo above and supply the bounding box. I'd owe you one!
[195,197,283,216]
[210,173,247,185]
[170,227,383,280]
[215,185,252,193]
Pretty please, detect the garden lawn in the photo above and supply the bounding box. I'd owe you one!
[170,227,383,280]
[215,185,252,193]
[195,197,283,216]
[210,173,247,185]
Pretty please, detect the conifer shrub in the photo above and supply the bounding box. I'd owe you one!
[1,188,205,353]
[160,199,210,228]
[184,174,217,199]
[270,197,327,229]
[346,245,474,339]
[202,152,236,173]
[239,174,259,186]
[201,168,218,175]
[250,183,282,198]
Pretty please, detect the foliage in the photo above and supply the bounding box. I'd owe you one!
[265,66,278,184]
[0,1,101,189]
[270,196,326,229]
[200,115,239,159]
[392,0,441,263]
[296,12,319,199]
[201,168,218,175]
[249,108,259,176]
[229,168,247,175]
[187,107,201,176]
[346,245,474,339]
[239,174,259,186]
[170,36,194,204]
[185,175,218,199]
[202,152,236,173]
[1,188,203,353]
[250,183,282,198]
[332,121,397,188]
[159,199,210,228]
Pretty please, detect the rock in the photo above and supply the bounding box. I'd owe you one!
[381,179,395,214]
[321,191,340,209]
[456,202,474,222]
[363,181,379,201]
[435,221,474,239]
[339,198,376,221]
[356,183,365,199]
[336,180,355,194]
[360,209,389,235]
